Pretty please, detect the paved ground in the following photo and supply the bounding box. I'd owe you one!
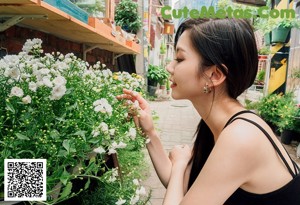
[142,95,300,205]
[142,99,200,205]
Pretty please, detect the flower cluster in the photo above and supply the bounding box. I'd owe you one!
[0,39,148,204]
[257,93,298,133]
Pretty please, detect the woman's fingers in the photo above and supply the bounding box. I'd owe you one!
[122,88,149,110]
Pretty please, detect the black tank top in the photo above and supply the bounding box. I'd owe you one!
[223,110,300,205]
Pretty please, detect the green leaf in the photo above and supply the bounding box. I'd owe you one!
[16,133,30,140]
[50,129,60,139]
[63,140,70,153]
[72,130,86,142]
[88,138,99,144]
[60,168,71,186]
[16,150,36,158]
[57,149,68,157]
[60,181,72,199]
[6,101,15,114]
[84,177,91,190]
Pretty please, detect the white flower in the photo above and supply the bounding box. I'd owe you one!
[42,76,53,88]
[53,76,66,86]
[49,85,66,100]
[93,98,113,115]
[22,95,32,104]
[99,122,108,133]
[5,67,20,80]
[133,179,139,186]
[93,146,105,154]
[136,186,146,196]
[108,148,117,155]
[92,130,100,137]
[39,68,50,75]
[22,38,42,53]
[111,141,118,148]
[115,199,126,205]
[130,195,139,205]
[94,105,105,113]
[109,128,115,136]
[117,142,127,149]
[128,127,137,140]
[9,86,24,97]
[102,69,112,78]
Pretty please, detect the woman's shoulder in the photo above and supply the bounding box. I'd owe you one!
[217,115,273,159]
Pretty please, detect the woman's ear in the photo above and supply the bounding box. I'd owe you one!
[207,65,227,86]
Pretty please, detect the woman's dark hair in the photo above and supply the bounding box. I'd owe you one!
[174,18,258,189]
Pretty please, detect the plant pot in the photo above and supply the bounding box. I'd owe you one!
[160,85,166,90]
[258,55,268,60]
[271,26,290,43]
[281,130,296,145]
[267,121,281,136]
[148,85,157,96]
[264,32,271,46]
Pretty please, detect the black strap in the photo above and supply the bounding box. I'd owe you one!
[223,110,256,129]
[229,117,299,178]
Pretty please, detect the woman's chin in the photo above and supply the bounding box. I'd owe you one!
[171,91,181,100]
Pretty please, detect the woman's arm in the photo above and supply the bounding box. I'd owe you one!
[145,129,172,187]
[117,89,172,187]
[163,145,191,205]
[163,120,264,205]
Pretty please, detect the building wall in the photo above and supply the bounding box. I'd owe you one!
[288,0,300,102]
[2,25,117,71]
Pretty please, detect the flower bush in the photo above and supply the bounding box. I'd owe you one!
[0,39,149,204]
[257,93,298,133]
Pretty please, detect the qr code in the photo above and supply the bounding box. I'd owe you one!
[4,159,47,201]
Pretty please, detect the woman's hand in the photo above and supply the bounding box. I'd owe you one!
[116,88,155,136]
[169,144,192,168]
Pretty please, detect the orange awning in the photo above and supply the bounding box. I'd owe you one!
[0,0,140,54]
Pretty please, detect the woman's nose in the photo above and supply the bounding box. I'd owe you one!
[166,61,175,75]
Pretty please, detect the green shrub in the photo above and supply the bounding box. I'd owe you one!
[0,39,149,204]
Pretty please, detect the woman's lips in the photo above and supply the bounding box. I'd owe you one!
[170,82,177,88]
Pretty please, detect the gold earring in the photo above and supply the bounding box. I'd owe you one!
[203,83,212,94]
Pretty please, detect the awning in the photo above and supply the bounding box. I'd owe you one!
[0,0,141,54]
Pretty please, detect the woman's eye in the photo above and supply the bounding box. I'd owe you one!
[174,58,183,63]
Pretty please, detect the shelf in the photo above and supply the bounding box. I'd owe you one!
[0,0,140,54]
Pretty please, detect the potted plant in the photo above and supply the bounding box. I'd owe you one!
[273,93,298,144]
[147,64,169,96]
[114,0,142,34]
[258,46,270,60]
[254,69,266,86]
[255,18,273,46]
[75,0,106,18]
[271,17,300,43]
[256,93,283,135]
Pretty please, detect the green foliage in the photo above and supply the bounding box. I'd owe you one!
[257,93,298,132]
[147,64,169,86]
[160,43,166,55]
[291,69,300,78]
[80,149,150,205]
[258,46,270,55]
[256,16,300,35]
[244,99,260,110]
[256,69,266,82]
[75,0,106,17]
[0,39,149,204]
[274,17,300,29]
[115,0,142,34]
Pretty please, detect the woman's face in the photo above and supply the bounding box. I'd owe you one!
[167,30,205,100]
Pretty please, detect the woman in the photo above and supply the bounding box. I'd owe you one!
[117,18,300,205]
